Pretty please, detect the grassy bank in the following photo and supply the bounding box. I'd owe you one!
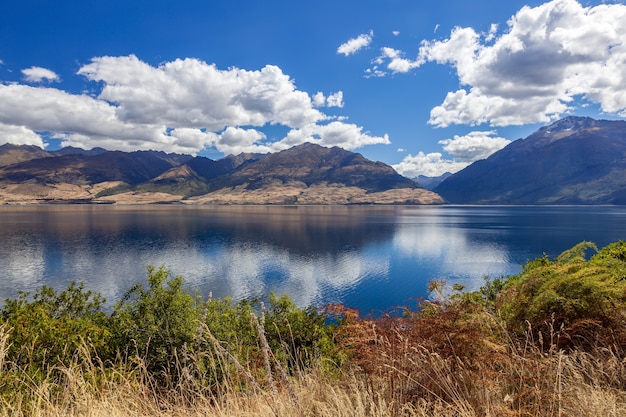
[2,241,626,416]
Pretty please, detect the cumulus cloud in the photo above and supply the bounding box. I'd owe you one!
[77,55,325,130]
[0,55,387,155]
[215,127,270,155]
[393,130,510,177]
[337,31,374,56]
[392,152,469,178]
[326,91,344,108]
[438,130,510,162]
[21,66,60,83]
[279,121,390,151]
[312,91,344,108]
[370,0,626,127]
[0,122,46,147]
[375,47,420,74]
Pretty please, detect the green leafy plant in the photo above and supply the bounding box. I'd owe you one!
[498,241,626,348]
[111,265,202,382]
[264,292,337,371]
[1,282,111,369]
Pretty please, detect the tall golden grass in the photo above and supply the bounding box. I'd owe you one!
[1,304,626,417]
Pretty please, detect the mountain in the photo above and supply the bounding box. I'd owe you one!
[183,143,443,205]
[434,117,626,204]
[141,154,265,197]
[207,143,418,192]
[52,146,108,157]
[0,143,52,168]
[414,173,451,190]
[0,143,443,205]
[0,150,192,185]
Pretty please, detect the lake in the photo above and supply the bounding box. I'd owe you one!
[1,205,625,315]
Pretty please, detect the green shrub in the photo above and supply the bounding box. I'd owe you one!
[111,265,202,382]
[0,264,340,394]
[497,241,626,347]
[264,292,338,370]
[1,282,111,370]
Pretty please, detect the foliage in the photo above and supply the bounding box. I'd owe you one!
[111,265,202,381]
[264,292,337,370]
[497,241,626,348]
[1,281,111,370]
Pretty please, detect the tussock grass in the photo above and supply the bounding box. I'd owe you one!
[1,314,626,416]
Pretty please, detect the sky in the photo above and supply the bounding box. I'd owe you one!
[1,0,625,177]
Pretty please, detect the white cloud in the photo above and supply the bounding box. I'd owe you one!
[371,47,421,76]
[312,91,344,108]
[326,91,344,108]
[364,66,386,78]
[393,151,469,178]
[485,23,499,42]
[78,55,325,130]
[0,122,46,147]
[392,31,400,36]
[216,127,270,155]
[337,31,373,56]
[312,92,326,107]
[0,83,199,154]
[21,66,60,83]
[279,121,390,151]
[438,130,510,162]
[0,55,387,154]
[370,0,626,127]
[393,130,510,177]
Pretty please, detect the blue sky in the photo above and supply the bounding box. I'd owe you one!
[1,0,625,177]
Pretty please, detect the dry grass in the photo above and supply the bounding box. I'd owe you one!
[2,302,626,417]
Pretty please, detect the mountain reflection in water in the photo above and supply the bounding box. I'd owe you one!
[1,205,626,315]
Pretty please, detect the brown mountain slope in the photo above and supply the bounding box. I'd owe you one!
[207,143,419,192]
[0,144,53,168]
[187,143,443,205]
[0,143,444,205]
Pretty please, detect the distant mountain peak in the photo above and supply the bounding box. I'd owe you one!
[434,116,626,205]
[540,116,598,134]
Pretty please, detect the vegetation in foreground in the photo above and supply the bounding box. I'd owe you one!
[2,241,626,416]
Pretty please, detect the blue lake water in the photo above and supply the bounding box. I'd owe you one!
[1,205,625,315]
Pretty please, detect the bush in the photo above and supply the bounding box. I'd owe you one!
[111,265,202,382]
[264,292,338,370]
[497,241,626,348]
[1,282,111,370]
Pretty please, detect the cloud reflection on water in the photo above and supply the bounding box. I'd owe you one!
[0,206,395,309]
[6,205,616,312]
[392,217,512,291]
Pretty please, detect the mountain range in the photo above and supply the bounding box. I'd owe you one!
[0,142,443,205]
[434,117,626,204]
[2,116,625,205]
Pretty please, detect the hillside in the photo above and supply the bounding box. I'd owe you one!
[0,142,443,205]
[0,143,53,168]
[434,117,626,204]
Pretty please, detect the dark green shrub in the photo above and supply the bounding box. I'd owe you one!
[1,282,111,369]
[111,265,202,382]
[497,241,626,348]
[264,292,337,370]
